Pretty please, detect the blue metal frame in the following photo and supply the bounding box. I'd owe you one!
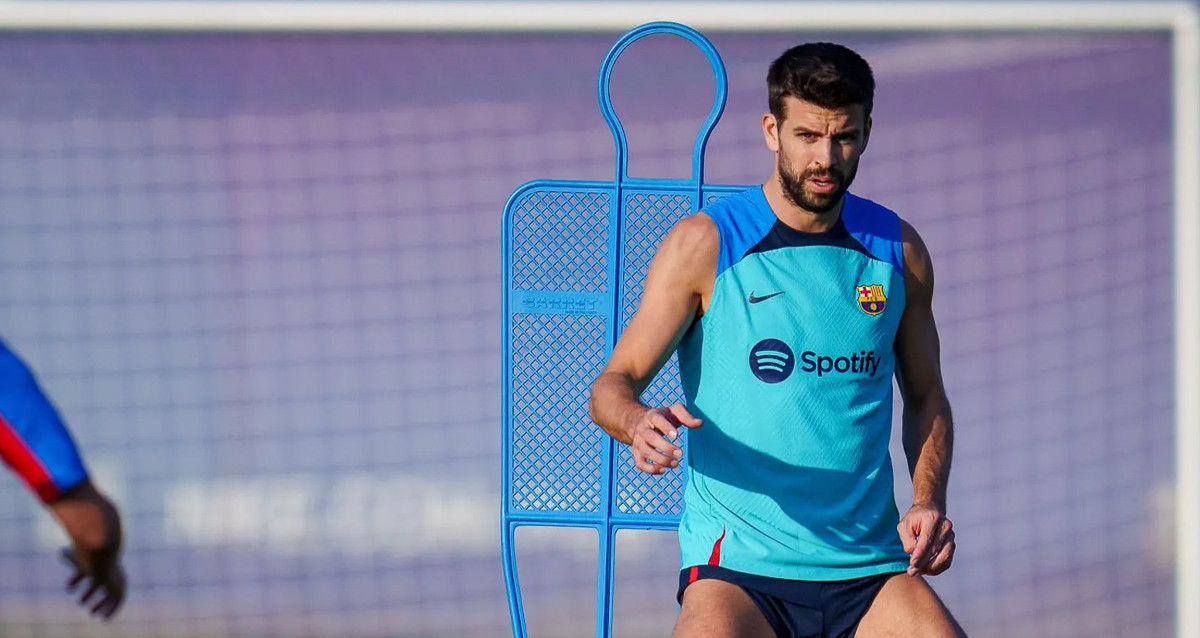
[597,20,729,188]
[502,22,742,638]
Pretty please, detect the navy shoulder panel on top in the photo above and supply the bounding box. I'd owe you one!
[704,188,905,275]
[841,192,905,273]
[740,191,904,271]
[744,216,871,258]
[703,187,776,277]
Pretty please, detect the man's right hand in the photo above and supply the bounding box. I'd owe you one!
[49,480,126,620]
[628,402,702,475]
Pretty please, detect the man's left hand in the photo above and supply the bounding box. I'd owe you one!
[898,503,955,576]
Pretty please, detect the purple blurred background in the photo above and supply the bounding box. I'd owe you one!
[0,28,1175,638]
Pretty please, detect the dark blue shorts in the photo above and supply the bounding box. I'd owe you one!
[678,565,900,638]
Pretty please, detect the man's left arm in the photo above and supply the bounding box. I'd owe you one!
[894,219,956,577]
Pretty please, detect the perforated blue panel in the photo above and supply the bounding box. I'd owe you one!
[504,185,744,525]
[614,191,693,517]
[510,189,610,292]
[510,312,609,513]
[501,174,748,638]
[500,22,747,638]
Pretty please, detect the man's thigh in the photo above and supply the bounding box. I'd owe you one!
[853,574,966,638]
[673,578,776,638]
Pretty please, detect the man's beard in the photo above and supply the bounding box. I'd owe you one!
[778,152,857,215]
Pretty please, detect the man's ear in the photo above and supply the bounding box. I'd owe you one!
[762,112,781,152]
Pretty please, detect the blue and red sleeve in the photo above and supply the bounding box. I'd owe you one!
[0,339,88,503]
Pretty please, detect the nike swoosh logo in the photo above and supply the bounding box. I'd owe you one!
[748,291,784,304]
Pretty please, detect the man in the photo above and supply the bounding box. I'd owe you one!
[0,338,126,620]
[589,42,965,637]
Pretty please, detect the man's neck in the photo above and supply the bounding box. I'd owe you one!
[762,177,845,234]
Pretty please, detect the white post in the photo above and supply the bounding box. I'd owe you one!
[1173,5,1200,637]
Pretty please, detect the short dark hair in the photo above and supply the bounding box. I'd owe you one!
[767,42,875,123]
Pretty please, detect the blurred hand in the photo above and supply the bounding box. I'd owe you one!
[898,503,955,576]
[628,402,702,475]
[49,480,126,620]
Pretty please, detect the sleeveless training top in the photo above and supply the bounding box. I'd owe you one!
[676,185,910,581]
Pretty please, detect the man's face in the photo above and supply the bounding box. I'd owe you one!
[763,97,870,214]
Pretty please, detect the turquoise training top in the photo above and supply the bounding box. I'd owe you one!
[676,185,911,581]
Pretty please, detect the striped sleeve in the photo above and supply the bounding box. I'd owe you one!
[0,339,88,503]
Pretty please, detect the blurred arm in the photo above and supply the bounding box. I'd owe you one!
[0,338,125,618]
[0,339,89,502]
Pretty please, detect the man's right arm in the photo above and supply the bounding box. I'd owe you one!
[588,213,718,473]
[0,341,125,619]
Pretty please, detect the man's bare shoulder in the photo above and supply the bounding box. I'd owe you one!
[668,212,719,246]
[897,217,934,299]
[655,213,719,261]
[898,217,932,273]
[648,213,719,293]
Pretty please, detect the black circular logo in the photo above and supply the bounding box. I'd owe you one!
[749,338,795,383]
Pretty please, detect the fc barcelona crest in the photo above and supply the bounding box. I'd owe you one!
[857,284,887,315]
